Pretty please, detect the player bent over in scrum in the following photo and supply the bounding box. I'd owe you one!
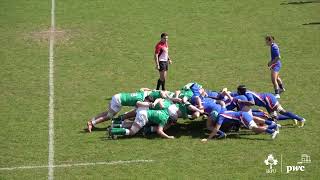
[87,89,151,133]
[201,108,280,142]
[235,85,306,127]
[109,108,173,139]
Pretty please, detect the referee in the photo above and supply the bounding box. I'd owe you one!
[154,32,171,90]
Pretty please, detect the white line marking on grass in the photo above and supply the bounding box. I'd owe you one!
[0,160,154,171]
[48,0,55,179]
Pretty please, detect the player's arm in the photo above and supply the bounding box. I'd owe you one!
[221,88,232,100]
[238,93,255,106]
[140,87,152,91]
[215,100,226,109]
[136,101,153,108]
[168,55,172,64]
[151,98,163,108]
[187,104,204,114]
[154,46,160,70]
[163,123,172,131]
[268,56,280,67]
[201,123,222,142]
[160,91,169,98]
[156,126,174,139]
[237,99,255,106]
[195,96,203,109]
[170,97,183,103]
[208,124,222,139]
[174,90,181,98]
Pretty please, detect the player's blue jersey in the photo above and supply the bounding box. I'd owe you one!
[230,91,254,102]
[271,43,280,60]
[190,83,202,96]
[246,91,279,112]
[226,95,248,111]
[202,98,224,114]
[205,90,219,99]
[217,111,253,129]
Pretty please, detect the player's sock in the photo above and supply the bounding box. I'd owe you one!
[265,128,275,134]
[279,83,284,90]
[264,120,274,125]
[91,118,97,126]
[111,128,127,135]
[162,79,166,90]
[252,111,265,117]
[112,124,122,128]
[156,79,162,90]
[217,130,226,138]
[275,89,280,95]
[267,124,277,130]
[112,114,124,122]
[281,111,304,121]
[277,114,291,120]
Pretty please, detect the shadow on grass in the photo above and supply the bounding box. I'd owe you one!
[90,119,292,141]
[302,22,320,25]
[166,120,206,139]
[280,0,320,5]
[80,126,108,134]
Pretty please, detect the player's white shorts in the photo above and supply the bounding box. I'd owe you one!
[134,107,149,128]
[109,94,122,113]
[248,120,258,130]
[168,104,178,120]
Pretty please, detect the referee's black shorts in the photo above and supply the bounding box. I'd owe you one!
[159,61,168,71]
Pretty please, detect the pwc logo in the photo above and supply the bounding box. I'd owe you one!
[286,154,311,174]
[264,154,311,174]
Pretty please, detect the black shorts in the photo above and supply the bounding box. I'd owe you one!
[159,61,168,71]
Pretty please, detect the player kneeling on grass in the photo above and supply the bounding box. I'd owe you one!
[87,89,152,133]
[201,108,280,142]
[109,108,173,139]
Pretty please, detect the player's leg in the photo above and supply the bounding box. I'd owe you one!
[160,70,167,90]
[87,94,121,132]
[251,126,279,139]
[248,118,279,139]
[157,71,165,90]
[112,120,134,128]
[271,71,280,98]
[110,108,147,138]
[110,122,142,137]
[253,116,277,128]
[277,75,285,93]
[156,64,163,90]
[112,109,137,124]
[243,111,279,139]
[276,104,306,127]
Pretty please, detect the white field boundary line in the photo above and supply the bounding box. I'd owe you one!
[48,0,55,178]
[0,160,154,171]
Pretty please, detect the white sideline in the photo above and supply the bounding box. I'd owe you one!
[0,160,154,171]
[48,0,55,179]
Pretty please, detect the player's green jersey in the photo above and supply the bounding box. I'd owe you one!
[179,89,193,100]
[153,99,173,110]
[119,90,146,106]
[148,90,162,99]
[147,110,169,127]
[176,103,189,119]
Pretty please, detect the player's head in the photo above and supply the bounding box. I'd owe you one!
[160,32,168,42]
[144,95,154,102]
[265,35,275,46]
[237,85,247,95]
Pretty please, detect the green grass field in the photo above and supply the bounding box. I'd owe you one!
[1,0,320,179]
